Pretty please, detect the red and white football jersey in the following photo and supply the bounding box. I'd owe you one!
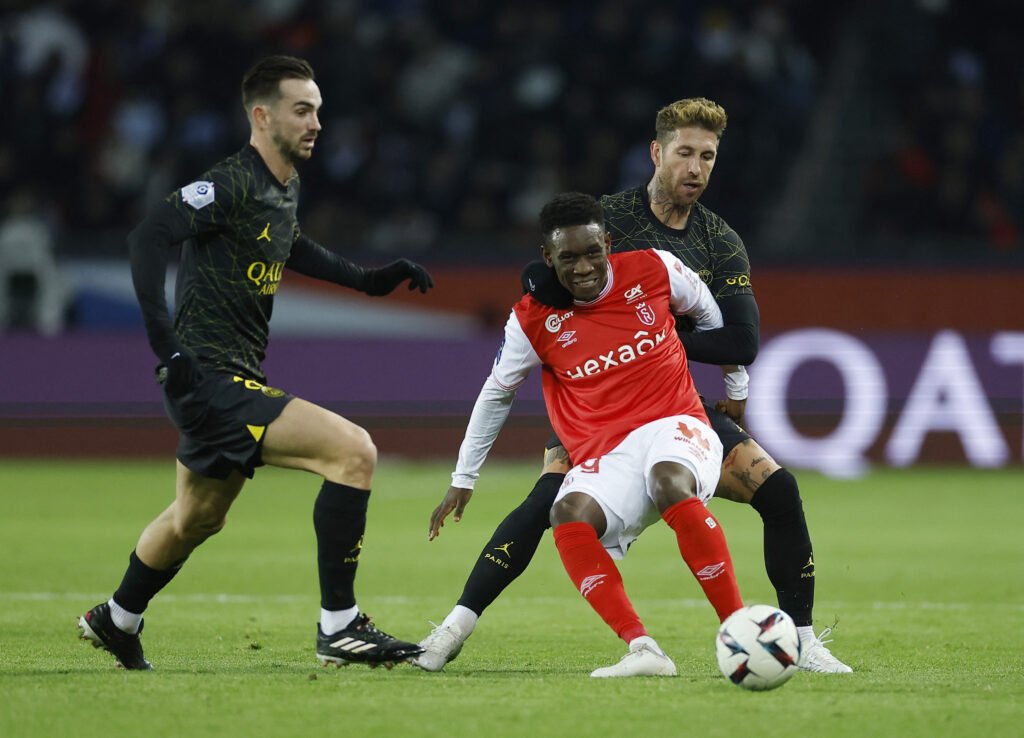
[485,249,722,467]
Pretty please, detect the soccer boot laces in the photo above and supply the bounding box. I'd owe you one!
[799,626,853,673]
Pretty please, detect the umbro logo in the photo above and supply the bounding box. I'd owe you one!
[695,562,726,580]
[557,330,577,348]
[580,574,607,598]
[328,637,378,654]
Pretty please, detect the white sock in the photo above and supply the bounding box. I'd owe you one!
[320,605,360,635]
[797,625,816,644]
[107,598,142,634]
[441,605,478,636]
[628,635,663,655]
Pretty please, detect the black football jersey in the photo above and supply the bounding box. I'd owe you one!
[600,186,752,301]
[166,145,300,380]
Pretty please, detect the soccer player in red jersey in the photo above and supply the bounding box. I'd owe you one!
[436,192,745,676]
[418,98,850,675]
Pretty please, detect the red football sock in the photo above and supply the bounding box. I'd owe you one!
[662,498,744,622]
[553,522,646,644]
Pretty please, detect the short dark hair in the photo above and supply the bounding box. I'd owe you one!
[539,192,604,236]
[241,55,315,112]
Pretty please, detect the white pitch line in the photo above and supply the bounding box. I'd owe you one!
[2,592,1022,611]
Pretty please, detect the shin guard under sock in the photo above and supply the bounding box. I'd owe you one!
[749,468,814,626]
[112,550,186,615]
[314,481,370,611]
[662,498,743,622]
[457,472,563,614]
[553,522,646,644]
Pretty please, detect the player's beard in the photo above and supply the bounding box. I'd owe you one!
[272,129,312,165]
[650,170,696,217]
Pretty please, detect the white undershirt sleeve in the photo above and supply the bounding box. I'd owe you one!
[452,311,541,489]
[654,248,724,332]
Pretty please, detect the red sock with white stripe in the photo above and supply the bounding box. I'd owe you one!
[662,498,743,622]
[553,521,646,643]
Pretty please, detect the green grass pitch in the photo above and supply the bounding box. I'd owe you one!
[1,459,1021,738]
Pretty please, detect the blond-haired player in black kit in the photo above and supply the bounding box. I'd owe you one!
[417,98,852,674]
[78,56,431,670]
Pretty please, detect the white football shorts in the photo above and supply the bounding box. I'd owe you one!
[554,414,723,559]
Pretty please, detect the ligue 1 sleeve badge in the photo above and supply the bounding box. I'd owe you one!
[181,181,215,210]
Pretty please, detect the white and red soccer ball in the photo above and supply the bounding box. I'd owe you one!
[716,604,802,691]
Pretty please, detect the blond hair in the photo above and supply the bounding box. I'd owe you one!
[655,97,728,142]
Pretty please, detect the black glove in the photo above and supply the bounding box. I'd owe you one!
[362,259,434,296]
[156,348,203,397]
[520,259,573,309]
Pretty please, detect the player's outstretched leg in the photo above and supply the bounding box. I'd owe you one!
[414,472,564,672]
[662,498,744,622]
[553,521,675,678]
[749,467,852,673]
[313,480,423,667]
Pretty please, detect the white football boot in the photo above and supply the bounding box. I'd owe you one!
[412,622,467,672]
[798,626,853,673]
[590,637,677,678]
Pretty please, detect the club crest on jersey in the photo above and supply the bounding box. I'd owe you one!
[635,302,656,326]
[623,284,646,304]
[181,181,215,209]
[557,330,577,348]
[545,310,574,333]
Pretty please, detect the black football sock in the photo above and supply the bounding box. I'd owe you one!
[749,468,815,626]
[456,472,564,615]
[313,481,370,611]
[112,550,187,614]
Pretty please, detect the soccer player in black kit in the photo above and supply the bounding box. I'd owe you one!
[78,56,431,670]
[417,98,852,674]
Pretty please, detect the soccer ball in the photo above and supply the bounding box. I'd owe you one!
[716,604,802,691]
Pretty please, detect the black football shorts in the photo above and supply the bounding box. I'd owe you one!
[164,373,293,480]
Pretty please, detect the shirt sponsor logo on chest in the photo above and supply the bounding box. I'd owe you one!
[545,310,574,333]
[623,283,656,326]
[565,328,669,380]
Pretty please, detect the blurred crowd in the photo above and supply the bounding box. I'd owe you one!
[859,0,1024,260]
[2,0,827,261]
[0,0,1020,334]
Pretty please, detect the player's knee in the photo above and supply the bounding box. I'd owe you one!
[720,440,780,503]
[750,468,803,519]
[173,504,228,543]
[649,462,698,513]
[541,443,572,475]
[550,492,606,535]
[330,425,377,482]
[541,456,572,475]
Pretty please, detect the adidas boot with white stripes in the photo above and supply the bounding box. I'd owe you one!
[316,614,423,668]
